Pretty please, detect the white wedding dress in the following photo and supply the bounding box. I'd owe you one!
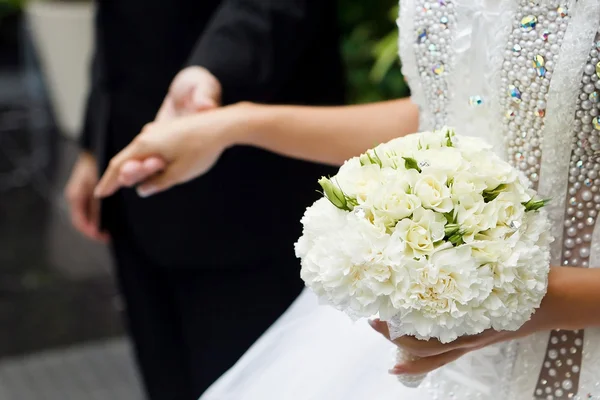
[201,0,600,399]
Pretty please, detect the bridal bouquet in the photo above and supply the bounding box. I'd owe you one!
[296,127,553,387]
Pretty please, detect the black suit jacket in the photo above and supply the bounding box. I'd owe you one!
[81,0,345,268]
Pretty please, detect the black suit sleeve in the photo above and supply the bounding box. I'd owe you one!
[187,0,327,104]
[79,3,107,152]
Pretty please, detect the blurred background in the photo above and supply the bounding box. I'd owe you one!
[0,0,407,398]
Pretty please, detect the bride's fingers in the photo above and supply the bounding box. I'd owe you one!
[95,142,148,198]
[390,348,468,376]
[136,163,184,197]
[119,160,144,187]
[369,319,478,357]
[119,157,167,187]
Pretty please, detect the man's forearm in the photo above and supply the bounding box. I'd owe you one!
[231,98,420,165]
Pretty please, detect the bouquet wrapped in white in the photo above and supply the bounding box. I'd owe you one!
[296,127,553,387]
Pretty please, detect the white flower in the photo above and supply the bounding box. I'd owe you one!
[451,170,488,198]
[455,193,498,241]
[335,163,385,204]
[470,155,519,190]
[416,147,465,173]
[300,211,394,318]
[413,171,454,213]
[492,191,526,228]
[367,175,422,230]
[393,207,446,258]
[455,135,493,154]
[295,198,349,258]
[387,246,494,343]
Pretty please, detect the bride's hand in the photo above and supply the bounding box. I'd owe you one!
[94,103,251,198]
[369,266,583,376]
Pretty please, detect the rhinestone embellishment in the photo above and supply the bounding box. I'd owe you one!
[520,15,538,31]
[412,0,456,130]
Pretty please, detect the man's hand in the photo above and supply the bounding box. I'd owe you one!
[65,152,110,242]
[156,66,222,121]
[118,66,222,188]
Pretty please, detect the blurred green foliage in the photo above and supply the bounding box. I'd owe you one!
[0,0,24,18]
[339,0,409,103]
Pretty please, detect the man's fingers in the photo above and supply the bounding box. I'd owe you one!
[68,191,106,242]
[89,197,110,243]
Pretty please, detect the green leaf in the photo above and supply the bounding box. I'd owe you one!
[402,157,422,173]
[482,184,508,202]
[444,127,456,147]
[523,198,550,212]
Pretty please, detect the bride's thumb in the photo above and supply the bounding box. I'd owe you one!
[136,166,182,198]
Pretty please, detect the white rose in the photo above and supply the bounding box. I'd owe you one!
[385,133,423,154]
[455,135,493,154]
[413,171,454,213]
[416,147,465,173]
[493,191,526,227]
[366,175,422,230]
[335,163,385,204]
[393,207,446,258]
[455,193,498,242]
[451,170,488,198]
[416,130,445,150]
[470,156,518,190]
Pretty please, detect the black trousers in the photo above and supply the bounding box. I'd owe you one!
[110,234,304,400]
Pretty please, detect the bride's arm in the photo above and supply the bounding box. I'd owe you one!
[94,99,420,197]
[544,266,600,330]
[238,99,419,165]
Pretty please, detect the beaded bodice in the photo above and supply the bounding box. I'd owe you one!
[397,0,600,399]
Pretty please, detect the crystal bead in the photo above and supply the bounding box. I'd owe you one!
[509,85,522,103]
[557,6,568,18]
[541,29,550,41]
[533,54,547,78]
[596,61,600,79]
[417,28,427,44]
[590,92,600,103]
[521,15,538,32]
[432,63,445,75]
[513,43,522,54]
[562,379,574,390]
[469,96,483,106]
